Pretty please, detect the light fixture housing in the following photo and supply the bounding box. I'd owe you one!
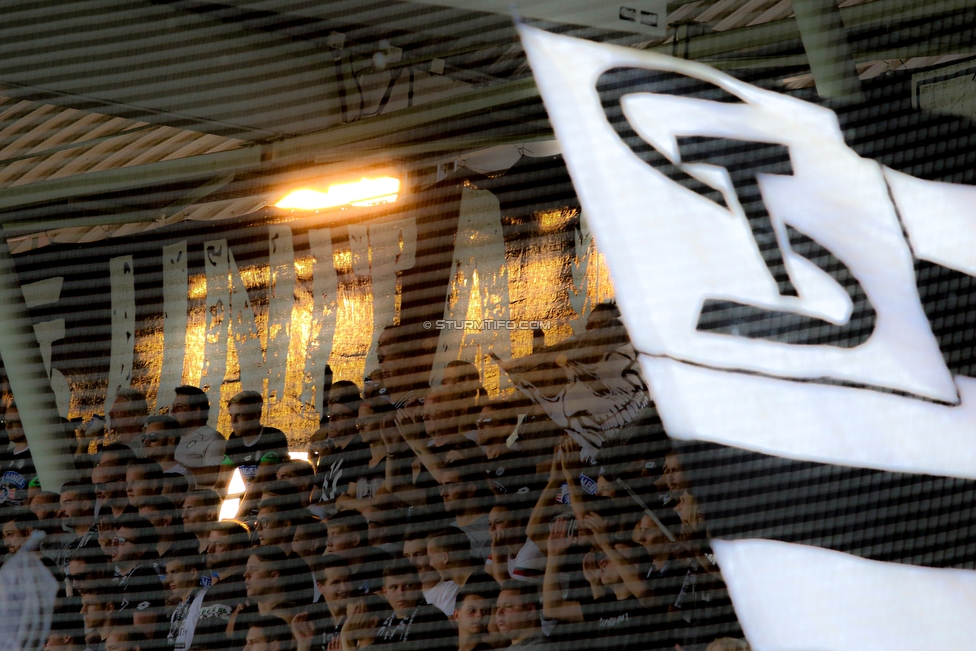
[275,176,400,210]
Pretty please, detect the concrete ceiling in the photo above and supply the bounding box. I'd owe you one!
[0,0,972,251]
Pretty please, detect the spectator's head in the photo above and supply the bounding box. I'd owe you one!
[452,582,498,641]
[244,616,293,651]
[44,609,85,651]
[474,400,519,448]
[442,361,484,399]
[275,461,316,497]
[594,466,618,499]
[325,511,367,554]
[29,491,62,533]
[441,361,484,432]
[57,481,96,528]
[244,546,289,602]
[674,490,705,539]
[495,581,542,641]
[102,625,145,651]
[260,480,300,504]
[164,555,205,598]
[4,403,24,445]
[141,415,180,463]
[161,473,190,509]
[125,459,164,508]
[110,514,158,570]
[402,525,439,587]
[91,464,126,508]
[376,323,439,397]
[307,427,332,471]
[207,520,251,571]
[109,388,148,438]
[171,385,209,429]
[79,587,118,635]
[292,519,327,561]
[97,443,137,471]
[585,302,624,333]
[362,369,387,400]
[256,496,299,548]
[356,397,395,446]
[182,490,220,534]
[314,554,353,618]
[488,499,529,550]
[632,510,680,556]
[422,387,461,441]
[66,546,112,597]
[427,529,475,576]
[327,382,361,441]
[228,391,264,438]
[663,451,686,494]
[2,508,37,554]
[437,467,490,516]
[137,496,181,538]
[381,560,423,617]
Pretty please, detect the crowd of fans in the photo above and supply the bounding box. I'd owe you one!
[0,304,747,651]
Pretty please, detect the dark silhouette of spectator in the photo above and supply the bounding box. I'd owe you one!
[56,481,98,576]
[169,385,226,488]
[194,521,251,649]
[164,553,207,649]
[223,390,289,499]
[374,560,452,651]
[142,415,194,489]
[317,382,370,510]
[182,490,220,554]
[107,389,149,459]
[495,581,551,648]
[0,404,37,507]
[125,459,165,509]
[451,582,498,651]
[326,510,392,595]
[486,499,544,584]
[137,496,196,566]
[401,525,458,617]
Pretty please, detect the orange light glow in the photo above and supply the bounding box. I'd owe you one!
[275,177,400,210]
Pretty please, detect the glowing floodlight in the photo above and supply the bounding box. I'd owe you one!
[226,466,247,496]
[218,466,247,521]
[288,451,309,462]
[218,497,241,521]
[276,177,400,210]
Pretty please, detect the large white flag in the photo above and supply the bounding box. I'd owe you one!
[519,24,976,651]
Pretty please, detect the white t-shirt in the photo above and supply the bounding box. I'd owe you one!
[174,426,226,468]
[170,588,207,651]
[423,579,459,617]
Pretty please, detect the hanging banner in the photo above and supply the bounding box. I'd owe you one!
[9,172,614,443]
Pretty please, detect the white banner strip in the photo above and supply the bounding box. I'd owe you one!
[713,538,976,651]
[641,355,976,480]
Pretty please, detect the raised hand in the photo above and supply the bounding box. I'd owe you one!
[547,444,563,485]
[547,517,575,556]
[291,612,316,651]
[582,512,611,548]
[560,436,584,475]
